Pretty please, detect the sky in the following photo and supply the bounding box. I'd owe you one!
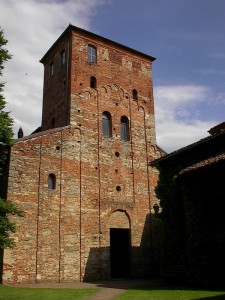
[1,0,225,153]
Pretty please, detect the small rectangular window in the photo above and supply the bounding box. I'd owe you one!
[49,62,54,76]
[48,174,56,190]
[102,112,112,137]
[121,122,127,141]
[60,49,66,65]
[121,116,130,141]
[87,45,97,63]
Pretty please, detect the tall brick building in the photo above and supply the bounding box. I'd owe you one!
[3,25,163,283]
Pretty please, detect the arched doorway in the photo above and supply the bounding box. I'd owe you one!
[109,210,131,278]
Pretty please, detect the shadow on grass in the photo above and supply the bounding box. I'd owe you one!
[91,279,163,289]
[190,296,225,300]
[91,280,225,295]
[126,284,225,299]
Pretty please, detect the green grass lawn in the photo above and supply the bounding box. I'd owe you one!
[1,284,225,300]
[116,285,225,300]
[0,285,98,300]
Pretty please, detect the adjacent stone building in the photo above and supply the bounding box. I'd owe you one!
[151,123,225,288]
[3,25,163,283]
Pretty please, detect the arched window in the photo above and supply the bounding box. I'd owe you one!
[90,76,97,88]
[102,111,112,137]
[121,116,130,141]
[48,174,56,190]
[133,89,138,101]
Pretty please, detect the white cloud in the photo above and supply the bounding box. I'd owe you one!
[154,85,215,153]
[196,68,225,76]
[154,85,209,105]
[155,119,214,154]
[1,1,222,154]
[209,52,225,60]
[1,0,106,136]
[215,92,225,104]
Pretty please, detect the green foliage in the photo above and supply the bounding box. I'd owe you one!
[0,28,12,77]
[154,162,188,269]
[0,28,23,253]
[0,27,14,170]
[0,199,24,249]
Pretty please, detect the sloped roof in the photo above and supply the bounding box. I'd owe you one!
[150,130,225,166]
[179,153,225,175]
[40,24,156,63]
[208,121,225,135]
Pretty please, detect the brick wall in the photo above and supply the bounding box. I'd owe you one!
[3,26,163,283]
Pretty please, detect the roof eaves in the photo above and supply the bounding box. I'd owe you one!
[15,125,72,142]
[179,153,225,176]
[40,25,71,63]
[150,130,225,166]
[40,24,156,64]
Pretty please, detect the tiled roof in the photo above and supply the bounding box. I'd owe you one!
[208,121,225,135]
[179,153,225,175]
[150,130,225,166]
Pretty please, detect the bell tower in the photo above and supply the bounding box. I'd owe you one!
[4,25,163,284]
[40,30,71,131]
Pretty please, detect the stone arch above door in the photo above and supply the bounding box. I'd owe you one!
[109,210,130,229]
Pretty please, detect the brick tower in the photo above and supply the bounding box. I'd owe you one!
[3,25,163,283]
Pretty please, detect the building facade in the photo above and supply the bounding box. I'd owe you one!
[151,123,225,288]
[3,25,163,283]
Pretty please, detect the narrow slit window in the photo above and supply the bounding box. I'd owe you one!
[60,49,66,65]
[48,174,56,190]
[51,117,55,129]
[90,76,97,88]
[49,62,54,77]
[87,45,97,63]
[133,89,138,100]
[121,116,130,141]
[102,111,112,137]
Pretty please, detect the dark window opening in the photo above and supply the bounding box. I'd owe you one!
[133,89,138,100]
[90,76,97,88]
[48,174,56,190]
[121,116,130,141]
[63,79,66,88]
[51,117,55,129]
[116,186,121,192]
[49,62,54,77]
[87,45,97,63]
[102,111,112,137]
[60,49,66,65]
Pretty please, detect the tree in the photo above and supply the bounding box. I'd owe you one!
[0,27,24,283]
[0,27,13,166]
